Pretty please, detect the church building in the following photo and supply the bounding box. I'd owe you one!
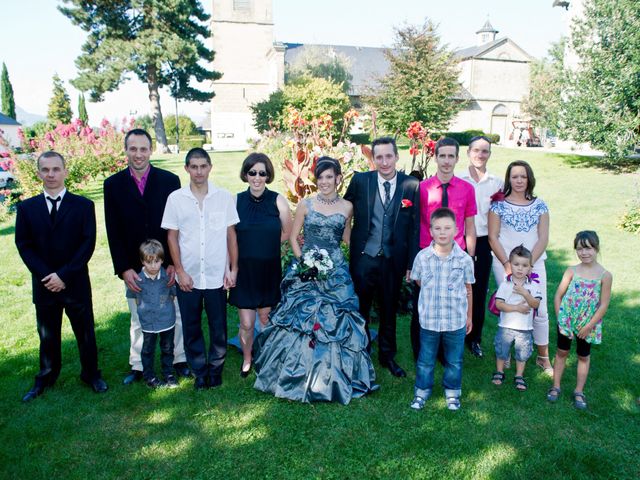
[209,0,533,150]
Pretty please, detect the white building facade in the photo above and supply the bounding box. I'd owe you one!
[209,1,533,149]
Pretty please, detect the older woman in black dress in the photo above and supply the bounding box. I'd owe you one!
[229,153,292,377]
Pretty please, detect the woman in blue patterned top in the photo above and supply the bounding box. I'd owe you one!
[488,160,553,375]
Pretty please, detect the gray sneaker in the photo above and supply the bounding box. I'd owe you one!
[446,396,461,411]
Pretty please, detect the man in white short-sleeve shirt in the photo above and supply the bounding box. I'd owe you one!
[459,135,504,358]
[162,148,239,389]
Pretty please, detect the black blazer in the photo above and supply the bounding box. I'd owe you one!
[15,192,96,305]
[103,165,180,277]
[345,170,420,274]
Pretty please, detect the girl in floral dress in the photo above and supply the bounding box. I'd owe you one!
[547,231,612,409]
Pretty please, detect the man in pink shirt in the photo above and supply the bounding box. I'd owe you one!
[411,137,477,360]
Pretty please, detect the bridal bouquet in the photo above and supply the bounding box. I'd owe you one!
[292,246,334,281]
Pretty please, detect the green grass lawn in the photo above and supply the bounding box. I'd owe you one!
[0,147,638,479]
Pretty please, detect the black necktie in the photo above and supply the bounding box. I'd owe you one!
[441,183,449,208]
[383,181,391,210]
[47,196,60,223]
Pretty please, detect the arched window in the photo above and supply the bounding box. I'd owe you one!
[492,104,509,116]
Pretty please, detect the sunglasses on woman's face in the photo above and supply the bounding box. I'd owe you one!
[248,170,268,177]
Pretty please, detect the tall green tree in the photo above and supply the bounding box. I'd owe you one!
[522,38,565,133]
[59,0,221,153]
[562,0,640,162]
[369,20,461,136]
[78,93,89,124]
[1,62,16,119]
[48,74,73,124]
[286,46,353,94]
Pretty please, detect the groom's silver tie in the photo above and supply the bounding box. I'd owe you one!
[383,181,391,210]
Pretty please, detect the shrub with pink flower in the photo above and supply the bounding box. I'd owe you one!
[14,118,127,198]
[406,120,435,179]
[255,108,373,204]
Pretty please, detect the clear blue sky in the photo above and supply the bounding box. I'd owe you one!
[1,0,569,125]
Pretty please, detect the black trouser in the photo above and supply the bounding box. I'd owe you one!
[34,300,100,387]
[467,236,492,345]
[176,288,227,380]
[141,328,175,380]
[351,254,402,364]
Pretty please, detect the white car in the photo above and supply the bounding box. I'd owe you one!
[0,166,14,188]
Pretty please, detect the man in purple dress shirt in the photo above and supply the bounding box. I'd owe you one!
[104,129,190,384]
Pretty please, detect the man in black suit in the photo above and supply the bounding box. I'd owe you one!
[345,137,420,377]
[15,151,107,402]
[104,128,190,384]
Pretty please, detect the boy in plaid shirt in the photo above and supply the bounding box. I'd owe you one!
[410,208,475,411]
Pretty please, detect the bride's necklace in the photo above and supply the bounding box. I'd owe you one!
[317,193,340,205]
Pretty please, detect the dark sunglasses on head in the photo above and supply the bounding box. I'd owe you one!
[248,170,268,177]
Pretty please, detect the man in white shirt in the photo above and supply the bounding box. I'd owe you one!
[459,136,504,358]
[162,148,239,389]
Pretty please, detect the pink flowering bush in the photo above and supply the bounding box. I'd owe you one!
[15,118,128,198]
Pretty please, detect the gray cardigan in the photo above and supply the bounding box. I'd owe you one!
[126,267,176,333]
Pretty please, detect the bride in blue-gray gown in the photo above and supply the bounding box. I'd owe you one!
[253,157,377,404]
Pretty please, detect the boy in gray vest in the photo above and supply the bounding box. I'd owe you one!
[126,240,178,388]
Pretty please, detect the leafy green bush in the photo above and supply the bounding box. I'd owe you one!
[166,135,205,151]
[251,90,286,134]
[620,203,640,234]
[348,133,371,145]
[251,78,350,138]
[164,115,198,139]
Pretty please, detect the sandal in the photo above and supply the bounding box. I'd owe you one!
[573,391,588,410]
[410,396,426,410]
[547,386,561,403]
[491,371,505,386]
[536,356,554,377]
[514,376,527,391]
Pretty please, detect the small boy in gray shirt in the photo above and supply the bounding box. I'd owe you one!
[126,240,177,388]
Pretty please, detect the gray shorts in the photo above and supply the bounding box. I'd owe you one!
[494,327,533,362]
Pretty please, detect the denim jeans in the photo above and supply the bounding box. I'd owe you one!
[415,326,466,399]
[141,328,175,380]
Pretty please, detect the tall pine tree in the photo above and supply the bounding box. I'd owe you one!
[78,93,88,124]
[1,62,16,120]
[48,74,73,124]
[59,0,221,153]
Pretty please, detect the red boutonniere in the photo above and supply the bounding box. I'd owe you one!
[401,199,413,208]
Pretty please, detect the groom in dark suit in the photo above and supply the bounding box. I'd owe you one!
[345,137,420,377]
[15,151,107,402]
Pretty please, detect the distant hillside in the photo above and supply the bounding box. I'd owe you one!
[15,106,46,126]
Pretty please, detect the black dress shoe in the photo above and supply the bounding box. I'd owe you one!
[22,385,45,402]
[469,341,484,358]
[194,377,208,390]
[123,370,143,385]
[209,375,222,388]
[240,363,252,378]
[173,362,192,378]
[88,377,109,393]
[384,359,407,378]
